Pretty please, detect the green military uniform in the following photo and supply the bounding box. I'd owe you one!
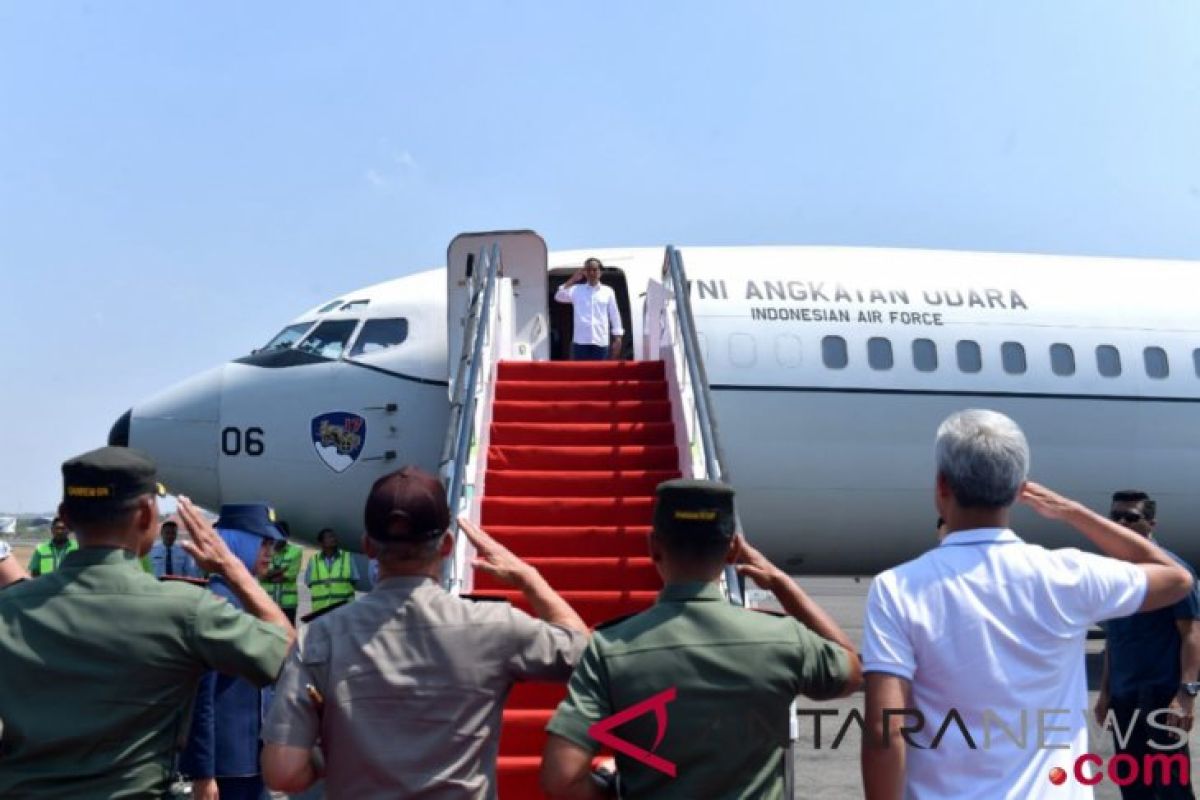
[546,478,852,799]
[547,582,850,799]
[28,538,78,575]
[0,548,289,797]
[0,446,292,798]
[262,542,303,611]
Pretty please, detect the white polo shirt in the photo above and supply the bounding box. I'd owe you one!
[554,283,623,346]
[863,528,1147,800]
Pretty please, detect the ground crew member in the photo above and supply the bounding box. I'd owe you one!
[262,530,303,623]
[304,527,358,612]
[0,446,294,798]
[541,479,861,799]
[261,466,588,797]
[148,518,200,578]
[27,516,77,576]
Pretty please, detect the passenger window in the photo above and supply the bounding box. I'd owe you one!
[1143,347,1169,379]
[1050,343,1075,376]
[1096,345,1122,377]
[1001,342,1026,375]
[350,318,409,357]
[913,339,938,372]
[296,320,359,360]
[261,322,313,352]
[822,336,848,369]
[775,335,802,367]
[956,340,982,373]
[867,337,893,370]
[729,333,757,368]
[1194,348,1200,378]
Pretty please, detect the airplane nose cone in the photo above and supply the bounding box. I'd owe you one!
[109,409,131,447]
[127,366,225,507]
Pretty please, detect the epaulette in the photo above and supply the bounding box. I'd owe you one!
[459,594,510,604]
[160,575,210,587]
[300,601,349,624]
[747,606,786,618]
[594,612,640,631]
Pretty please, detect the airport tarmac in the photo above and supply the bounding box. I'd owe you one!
[6,543,1194,798]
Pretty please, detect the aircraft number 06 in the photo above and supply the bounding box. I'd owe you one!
[221,427,265,457]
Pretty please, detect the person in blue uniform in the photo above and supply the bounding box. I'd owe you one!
[180,503,286,800]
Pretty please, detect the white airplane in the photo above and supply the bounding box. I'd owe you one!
[0,517,16,536]
[110,231,1200,574]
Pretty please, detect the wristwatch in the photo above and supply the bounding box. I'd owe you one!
[1180,682,1200,697]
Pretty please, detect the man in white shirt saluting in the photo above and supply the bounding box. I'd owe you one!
[554,257,624,360]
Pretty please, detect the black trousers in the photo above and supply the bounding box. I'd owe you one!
[1110,690,1195,800]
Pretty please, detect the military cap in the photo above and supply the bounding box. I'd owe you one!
[364,466,450,542]
[216,503,286,541]
[653,478,736,542]
[62,446,164,511]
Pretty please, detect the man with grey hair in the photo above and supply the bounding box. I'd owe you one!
[862,409,1194,800]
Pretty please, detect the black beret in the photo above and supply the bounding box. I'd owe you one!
[653,478,736,543]
[62,446,163,511]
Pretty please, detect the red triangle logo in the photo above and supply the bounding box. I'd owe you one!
[587,687,678,778]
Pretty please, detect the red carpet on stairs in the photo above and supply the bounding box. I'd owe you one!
[479,360,679,799]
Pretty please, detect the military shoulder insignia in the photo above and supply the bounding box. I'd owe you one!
[301,600,349,623]
[594,612,640,630]
[160,575,210,587]
[747,606,786,618]
[311,412,367,473]
[459,594,511,604]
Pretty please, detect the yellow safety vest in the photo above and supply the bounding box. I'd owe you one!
[30,540,78,576]
[261,544,303,609]
[309,551,354,612]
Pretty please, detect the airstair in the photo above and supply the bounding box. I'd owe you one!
[439,232,786,799]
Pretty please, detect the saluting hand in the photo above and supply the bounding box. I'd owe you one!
[457,516,534,588]
[733,533,782,590]
[177,496,237,577]
[1019,481,1079,521]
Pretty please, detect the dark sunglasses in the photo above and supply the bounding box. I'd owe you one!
[1110,510,1146,524]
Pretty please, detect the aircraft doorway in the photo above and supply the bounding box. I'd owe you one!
[547,266,635,361]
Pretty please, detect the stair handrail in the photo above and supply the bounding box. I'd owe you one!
[662,243,797,800]
[661,245,744,607]
[439,242,502,592]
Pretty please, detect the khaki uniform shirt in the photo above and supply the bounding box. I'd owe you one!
[0,547,290,798]
[263,575,587,800]
[546,581,851,800]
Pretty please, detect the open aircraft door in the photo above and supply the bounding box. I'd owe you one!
[446,230,549,375]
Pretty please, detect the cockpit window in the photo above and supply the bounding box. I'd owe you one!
[340,299,370,312]
[261,323,313,352]
[317,300,344,313]
[349,318,409,357]
[296,320,359,359]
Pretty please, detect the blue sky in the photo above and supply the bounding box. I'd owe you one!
[2,2,1199,510]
